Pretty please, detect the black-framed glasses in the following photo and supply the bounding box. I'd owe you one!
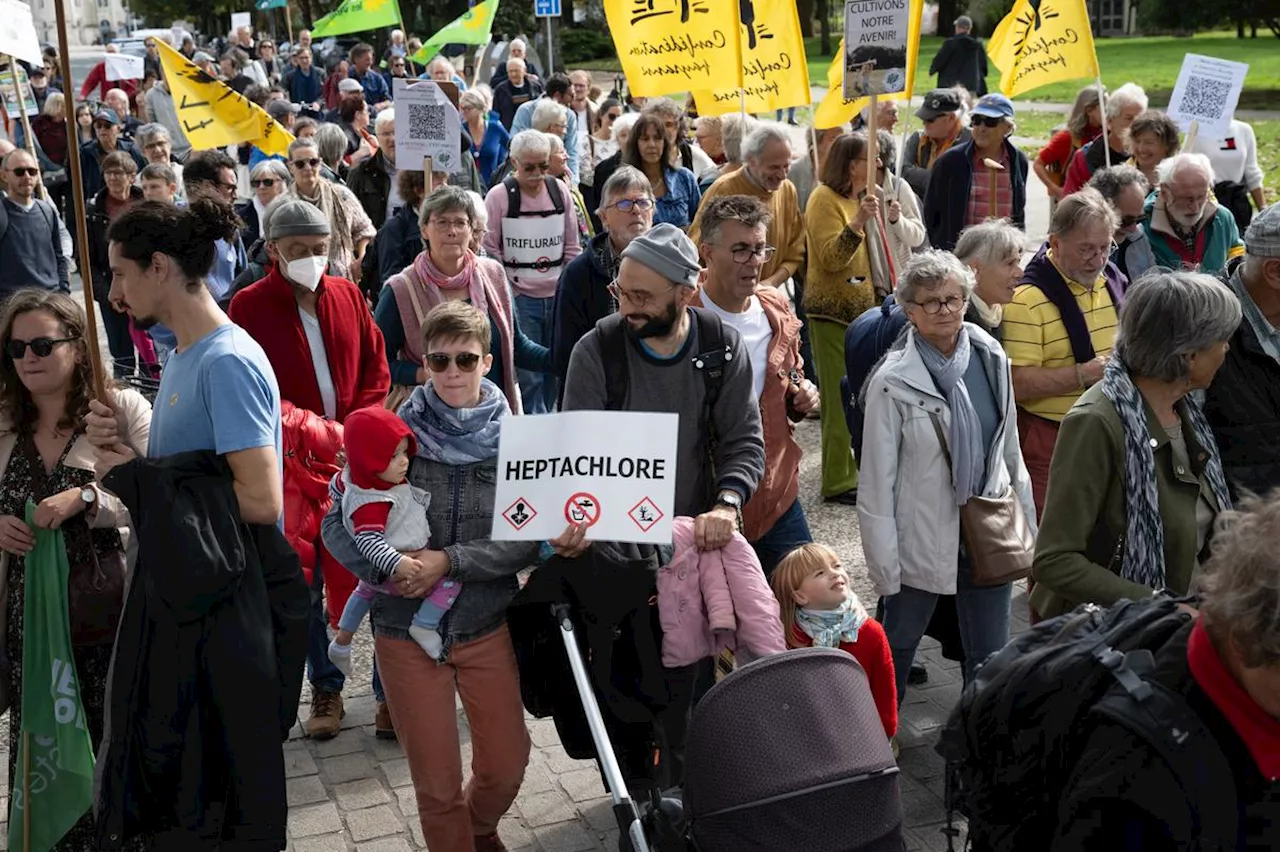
[6,336,78,359]
[518,161,550,174]
[608,280,677,307]
[425,352,482,373]
[718,244,777,264]
[910,295,966,315]
[607,197,654,213]
[292,157,321,169]
[971,114,1003,128]
[251,178,280,188]
[9,167,38,178]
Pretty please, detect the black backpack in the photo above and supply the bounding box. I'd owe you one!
[936,595,1238,852]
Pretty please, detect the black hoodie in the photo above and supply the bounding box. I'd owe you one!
[929,32,989,95]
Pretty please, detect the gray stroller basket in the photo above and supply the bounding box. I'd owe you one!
[683,647,904,851]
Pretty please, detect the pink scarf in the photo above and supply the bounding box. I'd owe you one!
[412,249,489,316]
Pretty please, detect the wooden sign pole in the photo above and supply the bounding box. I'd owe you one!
[54,0,108,400]
[7,60,44,200]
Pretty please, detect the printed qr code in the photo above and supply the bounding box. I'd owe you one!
[407,103,447,140]
[1180,75,1232,120]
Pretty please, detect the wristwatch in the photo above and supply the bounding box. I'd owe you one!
[715,491,743,532]
[80,485,96,505]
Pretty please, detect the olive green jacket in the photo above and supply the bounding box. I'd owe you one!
[1030,384,1221,619]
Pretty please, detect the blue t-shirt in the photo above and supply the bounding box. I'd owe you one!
[149,323,282,464]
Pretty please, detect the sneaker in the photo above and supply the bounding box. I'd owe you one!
[305,689,344,740]
[375,700,397,740]
[474,832,508,852]
[823,488,859,506]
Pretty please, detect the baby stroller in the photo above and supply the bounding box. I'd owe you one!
[682,647,904,851]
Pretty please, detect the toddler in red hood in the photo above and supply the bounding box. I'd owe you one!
[327,407,460,664]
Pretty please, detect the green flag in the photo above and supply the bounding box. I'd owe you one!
[8,503,95,852]
[310,0,402,38]
[410,0,500,66]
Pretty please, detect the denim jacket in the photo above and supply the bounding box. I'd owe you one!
[321,455,540,660]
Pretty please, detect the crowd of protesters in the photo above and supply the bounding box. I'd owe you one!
[0,20,1276,852]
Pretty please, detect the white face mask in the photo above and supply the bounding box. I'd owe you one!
[284,255,327,291]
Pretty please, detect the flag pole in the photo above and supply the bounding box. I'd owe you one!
[1097,76,1111,169]
[809,120,821,184]
[1184,119,1199,152]
[866,93,878,195]
[284,3,295,49]
[7,59,44,200]
[54,0,108,401]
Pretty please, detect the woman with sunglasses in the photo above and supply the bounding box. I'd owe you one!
[85,150,144,379]
[238,159,292,247]
[923,93,1029,252]
[376,185,550,414]
[0,289,151,851]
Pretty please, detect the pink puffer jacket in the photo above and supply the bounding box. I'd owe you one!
[657,517,788,667]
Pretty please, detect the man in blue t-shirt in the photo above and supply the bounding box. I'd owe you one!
[87,197,282,527]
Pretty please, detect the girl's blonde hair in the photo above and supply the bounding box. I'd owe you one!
[770,543,842,649]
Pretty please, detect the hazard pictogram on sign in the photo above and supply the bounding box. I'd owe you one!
[628,496,664,532]
[564,492,601,526]
[502,497,537,530]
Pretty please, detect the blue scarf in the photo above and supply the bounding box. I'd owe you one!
[795,593,870,648]
[916,327,986,505]
[402,378,509,465]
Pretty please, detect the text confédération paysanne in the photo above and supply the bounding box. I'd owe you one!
[506,456,668,480]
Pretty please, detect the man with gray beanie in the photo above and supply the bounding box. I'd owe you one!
[229,196,391,741]
[1204,202,1280,495]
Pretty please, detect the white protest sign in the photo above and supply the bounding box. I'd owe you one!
[1167,54,1248,142]
[392,79,463,173]
[0,0,42,66]
[230,11,253,33]
[105,53,145,81]
[842,0,910,98]
[491,411,679,544]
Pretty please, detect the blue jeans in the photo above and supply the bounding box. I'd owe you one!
[514,293,557,414]
[308,566,385,702]
[750,498,813,579]
[881,549,1011,704]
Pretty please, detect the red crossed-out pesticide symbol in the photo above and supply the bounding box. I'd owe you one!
[564,492,601,527]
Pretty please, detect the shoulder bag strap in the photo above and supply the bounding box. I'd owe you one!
[929,411,954,473]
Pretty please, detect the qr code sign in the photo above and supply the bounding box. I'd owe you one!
[407,103,447,140]
[1180,75,1232,120]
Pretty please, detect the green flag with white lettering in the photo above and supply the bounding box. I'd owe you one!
[8,502,96,852]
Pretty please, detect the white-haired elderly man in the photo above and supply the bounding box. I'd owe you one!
[483,129,582,413]
[1143,152,1245,276]
[347,107,402,230]
[490,37,542,89]
[492,56,544,131]
[103,87,143,141]
[1204,203,1280,495]
[1062,82,1148,194]
[689,122,805,289]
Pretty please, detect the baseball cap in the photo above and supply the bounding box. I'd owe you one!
[915,89,962,121]
[1244,203,1280,258]
[338,78,364,94]
[267,100,301,122]
[92,108,120,126]
[972,93,1016,120]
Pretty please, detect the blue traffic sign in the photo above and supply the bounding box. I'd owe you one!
[534,0,561,17]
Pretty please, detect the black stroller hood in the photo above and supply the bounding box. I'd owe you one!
[682,647,904,852]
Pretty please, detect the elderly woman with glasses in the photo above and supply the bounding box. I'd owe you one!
[237,159,291,247]
[859,250,1034,703]
[134,123,184,200]
[924,93,1029,251]
[1032,271,1240,620]
[376,185,550,413]
[285,137,375,281]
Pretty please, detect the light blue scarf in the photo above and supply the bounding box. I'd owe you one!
[796,593,870,647]
[401,378,509,465]
[916,327,986,505]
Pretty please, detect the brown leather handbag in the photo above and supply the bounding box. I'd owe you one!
[930,414,1035,587]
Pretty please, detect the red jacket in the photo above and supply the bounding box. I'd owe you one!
[281,402,344,585]
[229,267,390,422]
[80,62,138,102]
[791,622,898,739]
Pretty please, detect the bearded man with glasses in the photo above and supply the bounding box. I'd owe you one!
[1144,152,1246,277]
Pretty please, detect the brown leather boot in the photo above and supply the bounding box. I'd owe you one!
[473,832,508,852]
[374,700,397,740]
[304,689,344,740]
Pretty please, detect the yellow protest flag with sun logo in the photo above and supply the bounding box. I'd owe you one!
[987,0,1099,97]
[411,0,500,66]
[605,0,743,98]
[310,0,402,38]
[689,0,810,117]
[813,0,923,129]
[156,39,295,155]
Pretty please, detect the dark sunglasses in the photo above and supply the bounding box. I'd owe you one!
[9,167,37,178]
[292,157,321,169]
[251,178,280,187]
[425,352,482,373]
[971,114,1004,128]
[6,336,78,359]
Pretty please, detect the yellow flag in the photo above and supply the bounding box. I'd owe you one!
[604,0,743,99]
[986,0,1100,97]
[689,0,810,117]
[156,39,295,156]
[814,0,923,129]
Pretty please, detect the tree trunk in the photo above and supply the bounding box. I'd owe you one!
[1238,18,1246,36]
[798,0,815,37]
[936,0,959,36]
[819,0,831,55]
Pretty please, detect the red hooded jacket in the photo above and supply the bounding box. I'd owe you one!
[281,401,344,586]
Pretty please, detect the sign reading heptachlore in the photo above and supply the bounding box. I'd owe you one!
[491,411,679,544]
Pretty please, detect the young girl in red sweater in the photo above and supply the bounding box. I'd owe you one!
[772,544,898,741]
